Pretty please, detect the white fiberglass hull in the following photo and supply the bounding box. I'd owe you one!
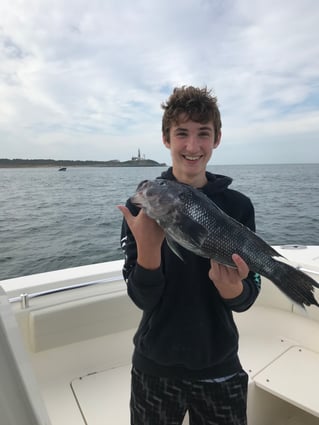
[0,246,319,425]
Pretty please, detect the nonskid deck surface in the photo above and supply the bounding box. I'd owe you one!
[71,364,131,425]
[68,318,319,425]
[70,361,318,425]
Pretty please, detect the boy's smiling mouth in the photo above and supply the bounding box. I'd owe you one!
[183,155,202,161]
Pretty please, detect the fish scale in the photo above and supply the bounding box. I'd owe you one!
[131,179,319,308]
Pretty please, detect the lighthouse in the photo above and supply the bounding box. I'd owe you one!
[131,149,142,161]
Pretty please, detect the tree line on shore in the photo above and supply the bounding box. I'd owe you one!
[0,158,166,168]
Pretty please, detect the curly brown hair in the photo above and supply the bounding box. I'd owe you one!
[161,86,222,142]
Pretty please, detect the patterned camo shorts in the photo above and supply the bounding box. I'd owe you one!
[130,367,248,425]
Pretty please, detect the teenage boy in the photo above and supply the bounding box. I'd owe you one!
[118,86,261,425]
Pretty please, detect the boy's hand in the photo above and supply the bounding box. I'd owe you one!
[117,206,165,270]
[209,254,249,299]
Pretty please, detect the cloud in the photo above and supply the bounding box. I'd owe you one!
[0,0,318,164]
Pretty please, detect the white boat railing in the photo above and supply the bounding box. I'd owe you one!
[8,275,124,309]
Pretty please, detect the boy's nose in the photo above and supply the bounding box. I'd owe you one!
[186,136,199,152]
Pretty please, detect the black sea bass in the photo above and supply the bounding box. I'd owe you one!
[131,179,319,308]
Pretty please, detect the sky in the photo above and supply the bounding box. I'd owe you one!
[1,0,319,165]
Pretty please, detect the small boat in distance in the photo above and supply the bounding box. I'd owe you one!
[58,167,67,171]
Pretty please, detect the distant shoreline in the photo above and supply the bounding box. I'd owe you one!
[0,158,167,168]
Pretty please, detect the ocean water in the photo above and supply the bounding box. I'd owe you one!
[1,164,318,281]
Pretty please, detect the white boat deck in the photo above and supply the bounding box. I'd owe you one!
[1,247,319,425]
[254,346,319,417]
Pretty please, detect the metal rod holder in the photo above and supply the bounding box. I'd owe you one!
[20,293,29,309]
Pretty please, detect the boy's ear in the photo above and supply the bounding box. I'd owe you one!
[163,135,170,149]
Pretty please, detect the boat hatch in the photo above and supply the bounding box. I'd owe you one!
[71,365,131,425]
[255,346,319,418]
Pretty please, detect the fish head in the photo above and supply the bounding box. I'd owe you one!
[131,179,211,255]
[130,179,183,221]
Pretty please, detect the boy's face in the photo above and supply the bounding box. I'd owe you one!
[163,116,221,187]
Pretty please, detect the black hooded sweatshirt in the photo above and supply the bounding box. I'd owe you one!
[120,168,261,380]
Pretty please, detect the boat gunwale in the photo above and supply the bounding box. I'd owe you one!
[8,275,124,308]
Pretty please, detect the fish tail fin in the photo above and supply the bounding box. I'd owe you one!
[270,259,319,308]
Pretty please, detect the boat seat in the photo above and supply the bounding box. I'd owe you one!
[27,291,141,352]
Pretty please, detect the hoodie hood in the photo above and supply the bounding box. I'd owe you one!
[159,167,232,195]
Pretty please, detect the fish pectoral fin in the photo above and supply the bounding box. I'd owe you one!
[166,236,185,262]
[178,215,208,247]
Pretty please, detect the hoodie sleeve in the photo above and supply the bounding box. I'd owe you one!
[223,271,261,312]
[120,199,166,311]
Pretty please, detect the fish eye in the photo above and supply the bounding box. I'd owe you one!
[158,180,167,186]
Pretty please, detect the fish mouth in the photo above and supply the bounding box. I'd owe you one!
[130,179,174,212]
[131,180,151,207]
[130,192,143,207]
